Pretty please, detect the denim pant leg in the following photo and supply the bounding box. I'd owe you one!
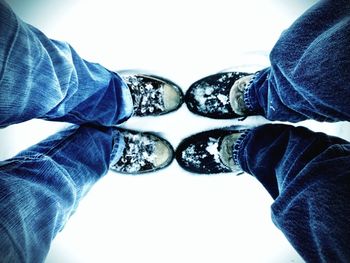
[0,2,133,128]
[236,124,350,262]
[0,125,124,263]
[244,0,350,122]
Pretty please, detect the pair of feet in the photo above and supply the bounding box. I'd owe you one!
[112,71,255,175]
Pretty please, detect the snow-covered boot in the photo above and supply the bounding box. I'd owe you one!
[110,128,174,174]
[175,126,247,174]
[185,72,253,119]
[119,71,184,117]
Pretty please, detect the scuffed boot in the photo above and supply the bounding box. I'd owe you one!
[185,72,253,119]
[229,75,254,116]
[175,127,247,174]
[110,128,174,174]
[119,71,184,117]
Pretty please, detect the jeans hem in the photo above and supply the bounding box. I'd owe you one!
[110,129,126,166]
[243,71,260,113]
[112,72,134,124]
[232,130,251,167]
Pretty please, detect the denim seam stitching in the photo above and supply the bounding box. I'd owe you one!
[243,71,260,113]
[110,129,125,165]
[43,127,81,157]
[0,157,45,171]
[232,130,250,166]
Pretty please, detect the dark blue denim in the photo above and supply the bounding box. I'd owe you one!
[235,0,350,262]
[238,124,350,262]
[245,0,350,123]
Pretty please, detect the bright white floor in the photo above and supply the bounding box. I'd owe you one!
[2,0,349,262]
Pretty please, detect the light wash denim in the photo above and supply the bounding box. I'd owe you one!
[0,2,133,262]
[235,0,350,262]
[0,2,132,128]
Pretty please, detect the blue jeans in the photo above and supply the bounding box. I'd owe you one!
[0,2,133,262]
[234,0,350,262]
[0,1,349,263]
[245,0,350,123]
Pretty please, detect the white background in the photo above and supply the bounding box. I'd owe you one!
[2,0,349,262]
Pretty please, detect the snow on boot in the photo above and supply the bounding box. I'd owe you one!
[110,128,174,174]
[185,72,252,119]
[119,71,184,117]
[175,127,247,174]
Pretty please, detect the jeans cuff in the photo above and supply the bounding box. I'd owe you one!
[243,71,264,114]
[112,72,134,124]
[232,130,251,168]
[110,129,126,164]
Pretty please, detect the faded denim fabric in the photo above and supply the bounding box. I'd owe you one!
[0,2,133,263]
[0,125,124,263]
[0,2,133,128]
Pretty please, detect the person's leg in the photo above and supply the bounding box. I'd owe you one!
[0,117,177,263]
[187,0,350,122]
[0,2,133,128]
[0,124,173,263]
[244,0,350,122]
[0,125,117,263]
[236,124,350,262]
